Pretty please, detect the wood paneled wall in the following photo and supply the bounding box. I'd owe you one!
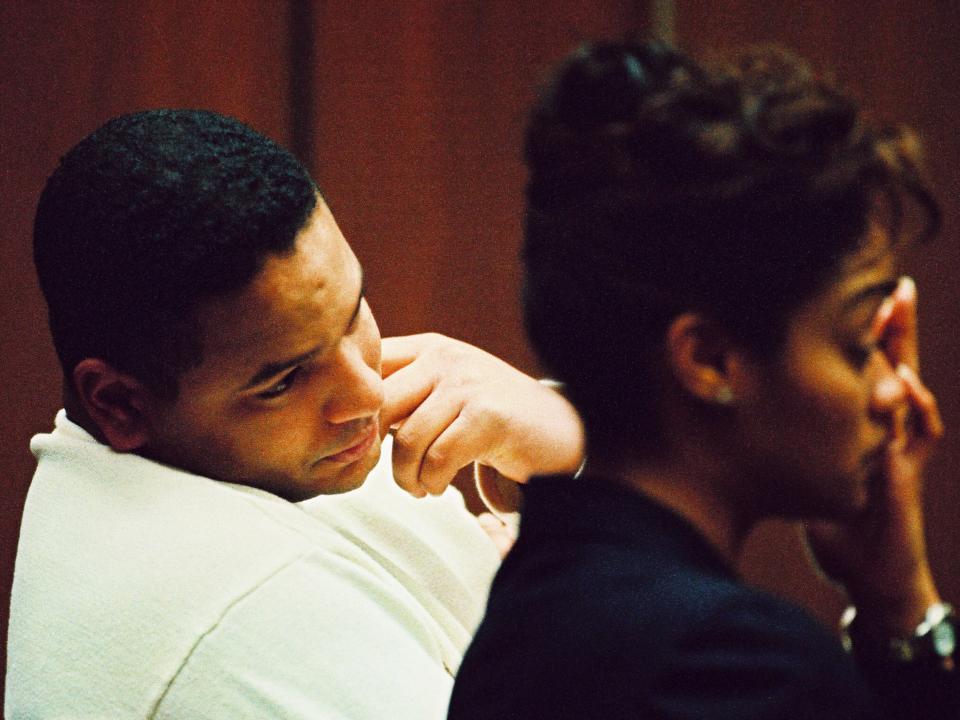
[307,1,645,365]
[2,0,958,704]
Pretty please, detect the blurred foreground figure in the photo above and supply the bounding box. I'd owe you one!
[450,40,958,719]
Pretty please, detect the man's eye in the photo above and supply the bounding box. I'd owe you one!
[258,367,302,399]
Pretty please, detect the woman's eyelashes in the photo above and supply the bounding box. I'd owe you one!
[846,338,880,369]
[258,366,302,399]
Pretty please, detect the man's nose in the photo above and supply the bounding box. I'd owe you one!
[324,344,384,425]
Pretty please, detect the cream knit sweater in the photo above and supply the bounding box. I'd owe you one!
[6,411,499,719]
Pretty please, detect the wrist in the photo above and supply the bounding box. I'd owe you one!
[841,601,957,672]
[847,574,939,637]
[537,378,586,476]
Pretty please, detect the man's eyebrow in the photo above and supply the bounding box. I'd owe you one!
[242,269,365,392]
[345,269,366,333]
[843,278,900,313]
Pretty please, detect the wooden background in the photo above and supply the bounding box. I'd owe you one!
[2,1,958,706]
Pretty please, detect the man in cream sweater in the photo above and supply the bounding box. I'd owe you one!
[6,109,583,718]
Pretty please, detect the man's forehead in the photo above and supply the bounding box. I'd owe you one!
[184,201,361,384]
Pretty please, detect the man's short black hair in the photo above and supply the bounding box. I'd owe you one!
[34,109,319,400]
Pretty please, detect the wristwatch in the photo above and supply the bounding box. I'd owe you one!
[841,602,957,671]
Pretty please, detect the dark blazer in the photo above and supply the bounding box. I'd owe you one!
[449,475,957,720]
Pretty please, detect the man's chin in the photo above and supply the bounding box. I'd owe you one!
[237,441,380,503]
[303,436,383,499]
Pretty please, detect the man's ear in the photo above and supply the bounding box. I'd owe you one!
[71,359,152,452]
[666,313,745,406]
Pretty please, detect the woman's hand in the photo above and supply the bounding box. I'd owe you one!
[805,277,944,635]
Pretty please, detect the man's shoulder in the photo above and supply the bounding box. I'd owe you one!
[10,424,451,719]
[17,416,368,631]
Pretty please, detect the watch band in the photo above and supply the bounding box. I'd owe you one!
[840,602,957,671]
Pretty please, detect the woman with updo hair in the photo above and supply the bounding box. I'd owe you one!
[450,40,958,719]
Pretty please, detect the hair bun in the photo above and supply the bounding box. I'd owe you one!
[550,41,677,129]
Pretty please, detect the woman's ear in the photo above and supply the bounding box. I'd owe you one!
[666,313,745,406]
[71,359,152,451]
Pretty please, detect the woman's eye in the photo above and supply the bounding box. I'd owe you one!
[847,340,879,369]
[258,367,302,399]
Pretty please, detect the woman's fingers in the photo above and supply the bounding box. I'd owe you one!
[896,363,943,442]
[876,276,918,372]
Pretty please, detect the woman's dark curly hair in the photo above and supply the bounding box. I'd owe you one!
[522,40,939,456]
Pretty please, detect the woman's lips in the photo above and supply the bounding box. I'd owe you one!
[323,423,378,464]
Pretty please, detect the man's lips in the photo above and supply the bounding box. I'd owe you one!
[322,422,379,464]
